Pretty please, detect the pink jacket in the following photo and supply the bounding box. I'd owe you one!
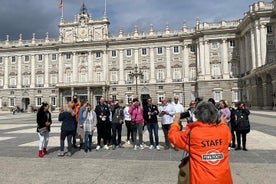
[128,105,144,123]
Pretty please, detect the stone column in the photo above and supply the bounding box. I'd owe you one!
[134,49,139,65]
[71,87,74,98]
[72,52,78,83]
[88,51,93,82]
[102,50,107,82]
[250,28,256,69]
[255,24,262,67]
[4,56,8,89]
[149,47,156,83]
[244,34,250,72]
[239,37,245,74]
[58,53,63,83]
[17,55,22,88]
[119,50,124,84]
[260,24,267,66]
[199,41,205,77]
[30,55,35,88]
[204,41,211,79]
[87,87,90,103]
[166,46,172,82]
[222,39,229,79]
[44,54,49,87]
[183,45,189,82]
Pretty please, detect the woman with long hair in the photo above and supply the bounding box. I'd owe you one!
[36,102,52,158]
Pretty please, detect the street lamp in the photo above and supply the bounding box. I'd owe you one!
[129,64,144,97]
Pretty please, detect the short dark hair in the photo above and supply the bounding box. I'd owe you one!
[194,101,218,124]
[133,98,139,103]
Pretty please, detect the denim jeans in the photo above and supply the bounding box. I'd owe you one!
[60,130,74,152]
[111,123,122,146]
[84,131,93,149]
[147,123,159,146]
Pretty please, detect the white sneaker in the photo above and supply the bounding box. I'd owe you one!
[149,145,154,150]
[127,140,130,145]
[133,145,138,150]
[96,145,100,151]
[104,145,110,150]
[156,145,160,150]
[140,144,144,150]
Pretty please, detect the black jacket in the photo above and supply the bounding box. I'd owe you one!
[36,110,52,132]
[143,104,159,123]
[58,111,75,132]
[95,103,110,123]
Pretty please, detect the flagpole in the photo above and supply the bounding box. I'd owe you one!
[104,0,107,17]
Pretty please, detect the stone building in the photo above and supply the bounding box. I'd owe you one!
[0,1,275,111]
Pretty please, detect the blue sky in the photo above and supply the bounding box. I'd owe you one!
[0,0,262,40]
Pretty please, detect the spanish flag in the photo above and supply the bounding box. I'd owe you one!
[59,0,63,8]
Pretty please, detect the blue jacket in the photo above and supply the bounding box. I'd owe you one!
[58,111,75,131]
[78,106,86,125]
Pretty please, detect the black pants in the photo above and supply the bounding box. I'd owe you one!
[231,129,236,147]
[162,124,171,147]
[96,123,107,146]
[125,120,133,142]
[236,130,247,148]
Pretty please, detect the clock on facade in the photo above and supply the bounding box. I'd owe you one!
[78,28,88,38]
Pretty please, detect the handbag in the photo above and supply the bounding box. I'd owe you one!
[38,127,48,134]
[178,129,192,184]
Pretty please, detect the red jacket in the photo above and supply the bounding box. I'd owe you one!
[169,121,233,184]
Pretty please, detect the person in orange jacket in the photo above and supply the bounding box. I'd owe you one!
[169,101,233,184]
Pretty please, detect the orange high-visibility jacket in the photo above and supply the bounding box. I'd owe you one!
[169,121,233,184]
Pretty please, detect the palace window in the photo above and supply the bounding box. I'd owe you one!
[111,50,117,57]
[9,98,15,107]
[0,78,3,86]
[0,57,2,64]
[190,45,196,52]
[96,72,102,82]
[126,49,132,56]
[267,25,272,33]
[173,46,179,53]
[65,69,72,83]
[38,55,43,61]
[96,52,101,58]
[173,68,181,80]
[214,91,222,102]
[65,53,71,60]
[211,41,219,49]
[24,55,29,62]
[157,47,163,54]
[11,56,16,63]
[110,71,118,82]
[232,90,240,103]
[229,40,236,48]
[51,97,56,106]
[157,69,165,81]
[52,54,57,60]
[9,78,16,86]
[158,94,164,104]
[141,48,147,55]
[36,97,42,106]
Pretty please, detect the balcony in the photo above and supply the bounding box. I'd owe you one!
[172,79,182,82]
[110,81,118,84]
[35,84,44,87]
[125,81,133,84]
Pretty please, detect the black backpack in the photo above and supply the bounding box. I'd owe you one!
[236,109,250,132]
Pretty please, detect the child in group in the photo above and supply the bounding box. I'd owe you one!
[83,103,97,152]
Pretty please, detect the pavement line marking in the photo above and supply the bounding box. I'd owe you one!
[0,137,16,141]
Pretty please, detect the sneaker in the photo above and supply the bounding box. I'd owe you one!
[133,145,138,150]
[104,145,110,150]
[156,145,160,150]
[57,151,64,156]
[67,152,72,157]
[235,147,241,151]
[228,147,231,151]
[118,144,124,148]
[127,140,130,145]
[112,145,116,150]
[243,148,248,151]
[149,145,154,150]
[139,144,144,150]
[96,145,100,151]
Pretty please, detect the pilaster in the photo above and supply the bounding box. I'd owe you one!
[17,55,22,88]
[166,46,172,82]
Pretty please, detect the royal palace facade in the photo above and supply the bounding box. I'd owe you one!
[0,1,276,112]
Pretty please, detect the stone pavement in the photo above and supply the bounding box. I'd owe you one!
[0,111,275,183]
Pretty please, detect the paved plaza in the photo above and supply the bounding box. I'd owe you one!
[0,110,275,184]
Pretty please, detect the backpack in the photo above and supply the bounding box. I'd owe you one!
[236,109,250,132]
[229,107,237,130]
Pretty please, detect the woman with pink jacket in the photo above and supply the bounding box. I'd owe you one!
[128,98,144,150]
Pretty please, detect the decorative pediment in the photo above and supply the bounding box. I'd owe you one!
[171,64,182,68]
[110,67,119,71]
[36,70,44,74]
[155,65,165,69]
